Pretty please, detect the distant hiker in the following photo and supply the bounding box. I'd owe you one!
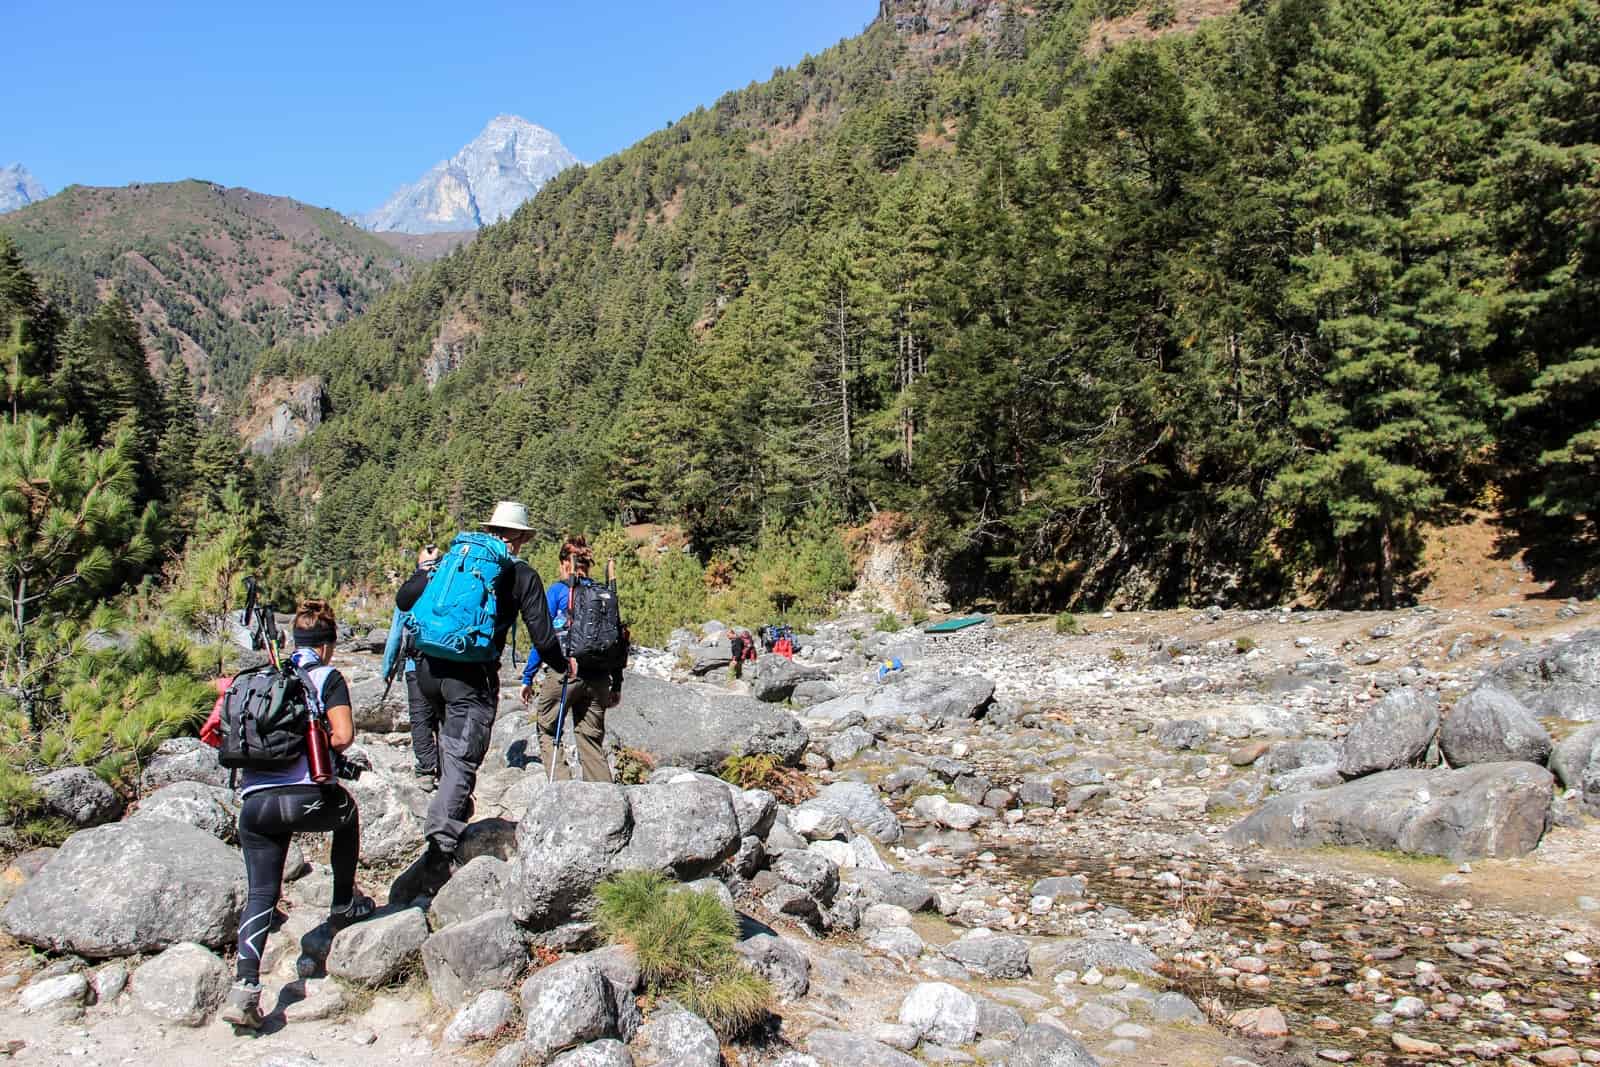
[391,501,567,902]
[382,585,439,791]
[728,627,757,679]
[520,535,627,782]
[217,599,373,1030]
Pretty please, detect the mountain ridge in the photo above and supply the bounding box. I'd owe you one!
[0,163,48,214]
[361,115,581,234]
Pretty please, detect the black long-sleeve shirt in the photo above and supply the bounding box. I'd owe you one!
[397,554,566,678]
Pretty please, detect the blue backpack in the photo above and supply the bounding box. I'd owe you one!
[405,532,512,662]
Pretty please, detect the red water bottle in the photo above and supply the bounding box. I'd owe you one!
[307,718,334,784]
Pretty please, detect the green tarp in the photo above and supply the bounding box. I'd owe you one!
[923,614,989,634]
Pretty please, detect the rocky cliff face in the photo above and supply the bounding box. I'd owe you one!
[362,115,580,234]
[0,164,47,214]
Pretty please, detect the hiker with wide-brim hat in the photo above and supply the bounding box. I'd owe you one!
[390,500,569,903]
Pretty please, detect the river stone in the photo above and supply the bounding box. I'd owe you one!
[1339,687,1440,778]
[730,786,778,840]
[869,673,996,722]
[442,988,517,1046]
[1010,1023,1102,1067]
[900,981,979,1044]
[688,637,733,675]
[826,726,877,765]
[327,907,429,986]
[634,1008,720,1067]
[975,997,1026,1039]
[2,819,244,957]
[431,855,511,931]
[132,942,227,1026]
[1262,739,1341,775]
[19,972,89,1013]
[140,737,229,791]
[735,933,810,1000]
[751,653,830,703]
[509,781,632,930]
[799,781,902,843]
[35,767,123,827]
[423,909,529,1008]
[806,1030,921,1067]
[1156,719,1207,750]
[846,869,935,912]
[131,781,238,841]
[1489,629,1600,721]
[943,932,1030,978]
[1550,724,1600,788]
[1036,938,1161,978]
[607,671,809,769]
[1440,686,1552,766]
[772,850,840,903]
[550,1040,634,1067]
[790,806,850,841]
[1227,762,1554,859]
[613,778,742,877]
[1032,876,1087,901]
[520,957,617,1061]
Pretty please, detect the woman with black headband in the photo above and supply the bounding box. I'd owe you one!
[221,599,373,1030]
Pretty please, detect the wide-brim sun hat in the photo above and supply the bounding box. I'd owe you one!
[481,500,535,533]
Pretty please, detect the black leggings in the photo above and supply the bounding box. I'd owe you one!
[235,784,358,983]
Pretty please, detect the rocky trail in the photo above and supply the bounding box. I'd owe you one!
[2,563,1598,1066]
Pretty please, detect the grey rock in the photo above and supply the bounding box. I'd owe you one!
[1038,938,1161,978]
[873,1023,921,1050]
[490,1043,534,1067]
[140,737,230,791]
[19,972,89,1013]
[130,781,238,841]
[1228,762,1554,859]
[35,767,123,827]
[1440,686,1553,766]
[1339,687,1440,778]
[1261,739,1341,775]
[343,765,427,867]
[608,672,809,770]
[509,781,632,930]
[423,909,529,1008]
[826,726,877,765]
[689,637,733,675]
[1031,876,1087,900]
[1271,762,1343,794]
[1489,629,1600,721]
[805,1030,920,1067]
[900,981,979,1044]
[750,653,829,703]
[90,961,128,1003]
[953,773,993,805]
[432,855,511,931]
[1010,1023,1102,1067]
[2,819,244,957]
[1018,779,1056,807]
[131,942,227,1026]
[731,835,764,878]
[1152,991,1205,1023]
[731,787,778,840]
[791,679,841,707]
[865,924,925,960]
[1550,724,1600,789]
[845,869,934,912]
[327,907,429,986]
[550,1040,634,1067]
[633,1009,720,1067]
[1156,719,1207,750]
[771,850,840,903]
[762,884,824,927]
[614,779,742,878]
[445,988,518,1045]
[942,932,1030,978]
[521,957,618,1061]
[975,997,1026,1039]
[799,781,902,843]
[735,933,810,1000]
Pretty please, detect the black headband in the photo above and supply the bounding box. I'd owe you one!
[294,624,336,647]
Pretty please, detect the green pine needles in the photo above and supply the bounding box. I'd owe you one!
[594,871,773,1038]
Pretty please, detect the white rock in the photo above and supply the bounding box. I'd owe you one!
[20,973,88,1013]
[899,981,979,1045]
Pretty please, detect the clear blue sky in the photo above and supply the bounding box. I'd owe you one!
[3,0,878,215]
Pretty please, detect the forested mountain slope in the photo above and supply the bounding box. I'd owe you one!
[1,180,426,398]
[267,0,1600,608]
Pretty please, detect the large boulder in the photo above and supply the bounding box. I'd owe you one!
[607,672,809,770]
[805,1030,920,1067]
[35,767,123,827]
[1338,688,1440,778]
[326,907,429,986]
[1440,686,1552,767]
[2,820,244,957]
[520,957,618,1062]
[866,673,996,723]
[899,981,979,1044]
[431,856,512,931]
[1489,629,1600,721]
[1551,724,1600,815]
[342,766,428,868]
[633,1009,721,1067]
[688,637,733,675]
[423,909,530,1008]
[1011,1023,1102,1067]
[1227,762,1554,860]
[130,781,239,841]
[749,654,830,703]
[798,781,902,844]
[131,942,228,1026]
[509,780,742,931]
[734,933,810,1001]
[140,737,229,791]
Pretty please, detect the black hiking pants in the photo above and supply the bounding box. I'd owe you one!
[406,670,440,776]
[236,784,358,983]
[415,655,499,855]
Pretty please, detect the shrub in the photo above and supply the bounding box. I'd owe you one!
[594,871,773,1038]
[1055,611,1081,634]
[614,747,656,785]
[874,613,904,633]
[1108,647,1127,663]
[719,752,816,804]
[1235,636,1257,654]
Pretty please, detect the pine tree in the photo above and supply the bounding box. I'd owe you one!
[154,360,201,509]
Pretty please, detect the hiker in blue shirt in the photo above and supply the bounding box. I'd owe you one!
[517,574,572,693]
[382,597,440,792]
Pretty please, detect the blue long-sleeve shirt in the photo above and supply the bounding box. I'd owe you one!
[519,581,571,685]
[380,607,416,678]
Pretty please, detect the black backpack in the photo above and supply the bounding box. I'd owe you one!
[217,664,314,770]
[565,577,623,671]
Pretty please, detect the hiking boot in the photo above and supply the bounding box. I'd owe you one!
[328,890,376,930]
[219,980,264,1030]
[413,769,437,793]
[388,843,457,905]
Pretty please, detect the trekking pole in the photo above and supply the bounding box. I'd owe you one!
[547,671,570,784]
